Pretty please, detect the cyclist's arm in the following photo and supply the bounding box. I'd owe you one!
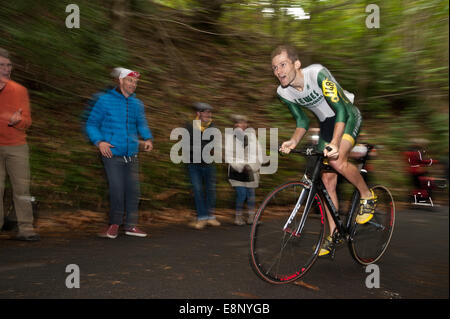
[290,127,307,147]
[278,95,310,130]
[317,68,351,123]
[330,122,345,147]
[317,68,352,147]
[278,95,309,150]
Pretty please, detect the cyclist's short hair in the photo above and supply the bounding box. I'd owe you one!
[0,48,10,59]
[271,45,299,63]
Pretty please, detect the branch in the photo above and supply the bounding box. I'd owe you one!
[128,12,237,36]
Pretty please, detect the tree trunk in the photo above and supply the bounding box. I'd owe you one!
[193,0,225,31]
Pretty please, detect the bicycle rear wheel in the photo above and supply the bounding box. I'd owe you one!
[349,185,395,265]
[249,181,325,284]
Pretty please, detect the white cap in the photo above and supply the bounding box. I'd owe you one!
[118,68,140,79]
[111,67,126,78]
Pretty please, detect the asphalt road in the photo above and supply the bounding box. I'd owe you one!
[0,206,448,303]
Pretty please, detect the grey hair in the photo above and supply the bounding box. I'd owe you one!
[0,48,10,59]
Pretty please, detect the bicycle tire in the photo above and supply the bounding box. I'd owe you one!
[249,181,325,284]
[349,185,395,265]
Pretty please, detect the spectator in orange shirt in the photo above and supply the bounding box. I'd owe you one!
[0,47,39,241]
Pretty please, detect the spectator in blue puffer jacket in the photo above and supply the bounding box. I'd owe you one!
[86,68,153,239]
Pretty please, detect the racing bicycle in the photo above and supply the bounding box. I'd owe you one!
[249,144,395,284]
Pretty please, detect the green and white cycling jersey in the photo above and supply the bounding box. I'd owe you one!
[277,64,362,150]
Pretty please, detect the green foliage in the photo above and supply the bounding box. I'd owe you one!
[0,0,448,211]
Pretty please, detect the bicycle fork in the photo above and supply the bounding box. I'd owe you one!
[282,183,317,237]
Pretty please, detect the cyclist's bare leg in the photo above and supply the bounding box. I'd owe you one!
[328,139,372,200]
[321,171,339,235]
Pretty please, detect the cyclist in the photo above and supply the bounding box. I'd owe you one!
[272,45,377,257]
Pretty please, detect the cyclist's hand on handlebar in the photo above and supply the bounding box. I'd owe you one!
[324,143,339,159]
[279,140,296,154]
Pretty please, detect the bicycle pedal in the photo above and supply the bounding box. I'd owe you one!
[332,234,345,246]
[334,241,345,249]
[318,251,335,260]
[329,248,336,260]
[317,245,337,260]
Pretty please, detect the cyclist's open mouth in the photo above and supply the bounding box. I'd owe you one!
[279,75,288,85]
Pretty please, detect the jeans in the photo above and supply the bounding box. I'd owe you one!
[187,164,216,220]
[102,155,140,227]
[235,186,255,216]
[0,144,35,234]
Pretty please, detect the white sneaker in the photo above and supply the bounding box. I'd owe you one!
[247,212,255,224]
[234,215,245,226]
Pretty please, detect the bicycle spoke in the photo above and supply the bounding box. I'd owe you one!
[250,182,325,284]
[350,185,395,265]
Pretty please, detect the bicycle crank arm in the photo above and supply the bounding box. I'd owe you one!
[367,220,385,231]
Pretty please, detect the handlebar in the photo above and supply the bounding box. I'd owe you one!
[279,145,327,157]
[279,143,376,157]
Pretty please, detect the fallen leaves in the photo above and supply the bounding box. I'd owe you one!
[293,280,320,291]
[231,291,260,299]
[32,207,240,236]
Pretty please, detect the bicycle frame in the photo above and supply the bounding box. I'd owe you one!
[289,144,374,240]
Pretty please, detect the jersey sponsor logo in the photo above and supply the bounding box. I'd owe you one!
[322,78,339,103]
[294,90,322,108]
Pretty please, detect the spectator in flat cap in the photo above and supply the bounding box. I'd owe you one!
[193,102,213,112]
[185,102,220,229]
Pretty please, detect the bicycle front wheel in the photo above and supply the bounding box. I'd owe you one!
[349,185,395,265]
[249,181,325,284]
